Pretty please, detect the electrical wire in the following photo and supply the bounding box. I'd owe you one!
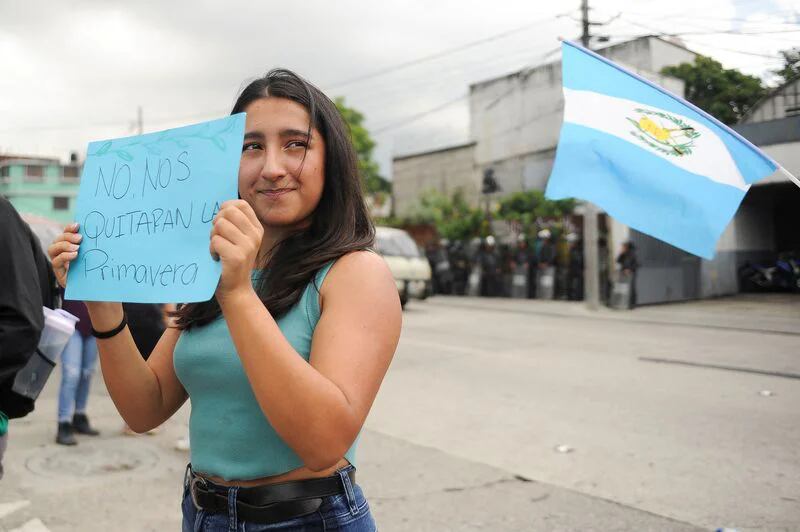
[321,11,574,91]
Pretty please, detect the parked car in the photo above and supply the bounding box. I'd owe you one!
[375,226,432,308]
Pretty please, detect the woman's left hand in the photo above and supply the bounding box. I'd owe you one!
[210,200,264,301]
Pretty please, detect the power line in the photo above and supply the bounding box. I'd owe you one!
[368,43,563,135]
[621,10,800,27]
[322,11,574,91]
[615,15,783,60]
[679,39,783,60]
[371,93,469,134]
[342,44,564,111]
[613,28,800,38]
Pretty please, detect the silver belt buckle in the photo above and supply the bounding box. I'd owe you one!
[190,474,209,511]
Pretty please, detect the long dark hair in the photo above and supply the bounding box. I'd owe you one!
[173,69,374,330]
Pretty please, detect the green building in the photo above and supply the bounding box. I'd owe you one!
[0,154,82,224]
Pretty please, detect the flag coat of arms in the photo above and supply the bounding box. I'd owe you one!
[545,41,782,259]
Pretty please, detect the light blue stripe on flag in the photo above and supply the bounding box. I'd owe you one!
[547,123,745,259]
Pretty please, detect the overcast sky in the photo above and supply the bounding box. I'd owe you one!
[1,0,797,179]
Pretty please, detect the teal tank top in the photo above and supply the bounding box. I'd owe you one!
[173,262,358,481]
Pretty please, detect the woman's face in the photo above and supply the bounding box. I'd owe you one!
[238,97,326,231]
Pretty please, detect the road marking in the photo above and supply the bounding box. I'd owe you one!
[430,300,800,337]
[639,357,800,380]
[10,518,50,532]
[0,500,30,519]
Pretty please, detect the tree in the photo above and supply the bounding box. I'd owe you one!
[408,189,485,241]
[661,56,767,125]
[334,98,391,194]
[497,190,576,235]
[774,47,800,85]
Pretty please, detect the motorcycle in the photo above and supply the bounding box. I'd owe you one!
[738,253,800,292]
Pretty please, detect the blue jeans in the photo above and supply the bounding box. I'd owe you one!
[57,331,98,422]
[181,465,377,531]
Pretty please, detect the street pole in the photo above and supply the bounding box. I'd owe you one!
[580,0,601,310]
[137,106,143,135]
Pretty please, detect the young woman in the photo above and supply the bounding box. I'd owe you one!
[49,69,401,531]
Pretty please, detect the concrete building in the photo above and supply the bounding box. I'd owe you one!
[392,142,478,217]
[0,154,83,224]
[730,75,800,263]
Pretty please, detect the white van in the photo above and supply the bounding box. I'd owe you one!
[374,226,432,308]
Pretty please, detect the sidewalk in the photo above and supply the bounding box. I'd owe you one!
[427,293,800,336]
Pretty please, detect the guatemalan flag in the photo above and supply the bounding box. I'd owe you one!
[545,40,794,259]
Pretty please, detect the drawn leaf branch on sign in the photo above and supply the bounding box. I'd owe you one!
[88,121,235,158]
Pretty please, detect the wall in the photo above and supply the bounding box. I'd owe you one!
[391,143,478,217]
[741,78,800,123]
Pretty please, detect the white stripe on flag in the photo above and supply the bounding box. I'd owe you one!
[563,88,749,191]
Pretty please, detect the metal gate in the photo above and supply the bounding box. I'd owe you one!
[628,229,701,304]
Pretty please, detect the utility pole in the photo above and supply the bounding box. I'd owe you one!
[580,0,601,310]
[137,106,143,135]
[581,0,590,47]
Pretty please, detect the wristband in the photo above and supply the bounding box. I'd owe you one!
[91,312,128,339]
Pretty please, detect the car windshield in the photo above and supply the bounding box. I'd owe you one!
[376,231,421,258]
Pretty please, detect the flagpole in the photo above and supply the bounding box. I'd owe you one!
[580,0,601,311]
[779,166,800,190]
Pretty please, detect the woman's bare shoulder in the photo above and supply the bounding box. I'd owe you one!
[320,250,397,303]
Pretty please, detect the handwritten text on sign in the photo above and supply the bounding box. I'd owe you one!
[65,114,245,303]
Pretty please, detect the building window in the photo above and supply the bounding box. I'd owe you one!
[0,166,9,183]
[53,196,69,210]
[62,165,80,181]
[25,165,44,182]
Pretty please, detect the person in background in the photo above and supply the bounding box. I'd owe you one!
[598,237,611,304]
[616,241,640,308]
[536,229,556,299]
[449,241,470,296]
[121,302,171,435]
[510,237,533,298]
[537,230,556,272]
[478,236,501,297]
[566,234,584,301]
[0,197,57,479]
[56,300,100,445]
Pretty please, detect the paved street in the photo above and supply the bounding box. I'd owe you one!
[2,294,799,531]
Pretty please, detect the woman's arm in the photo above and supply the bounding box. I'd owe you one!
[221,251,401,471]
[89,302,188,432]
[49,224,188,432]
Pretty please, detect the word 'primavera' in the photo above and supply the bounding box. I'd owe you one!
[83,248,199,287]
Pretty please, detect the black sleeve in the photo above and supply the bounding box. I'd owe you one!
[0,199,44,385]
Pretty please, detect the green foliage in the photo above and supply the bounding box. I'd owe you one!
[497,190,576,230]
[394,188,576,241]
[774,48,800,85]
[661,56,767,125]
[407,189,485,241]
[334,98,391,194]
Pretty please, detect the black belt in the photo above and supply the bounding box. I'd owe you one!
[187,466,355,524]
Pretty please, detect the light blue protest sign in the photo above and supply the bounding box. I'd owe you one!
[65,114,245,303]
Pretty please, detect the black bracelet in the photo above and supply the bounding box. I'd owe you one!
[91,312,128,339]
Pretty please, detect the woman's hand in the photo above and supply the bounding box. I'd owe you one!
[210,200,264,301]
[48,223,82,289]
